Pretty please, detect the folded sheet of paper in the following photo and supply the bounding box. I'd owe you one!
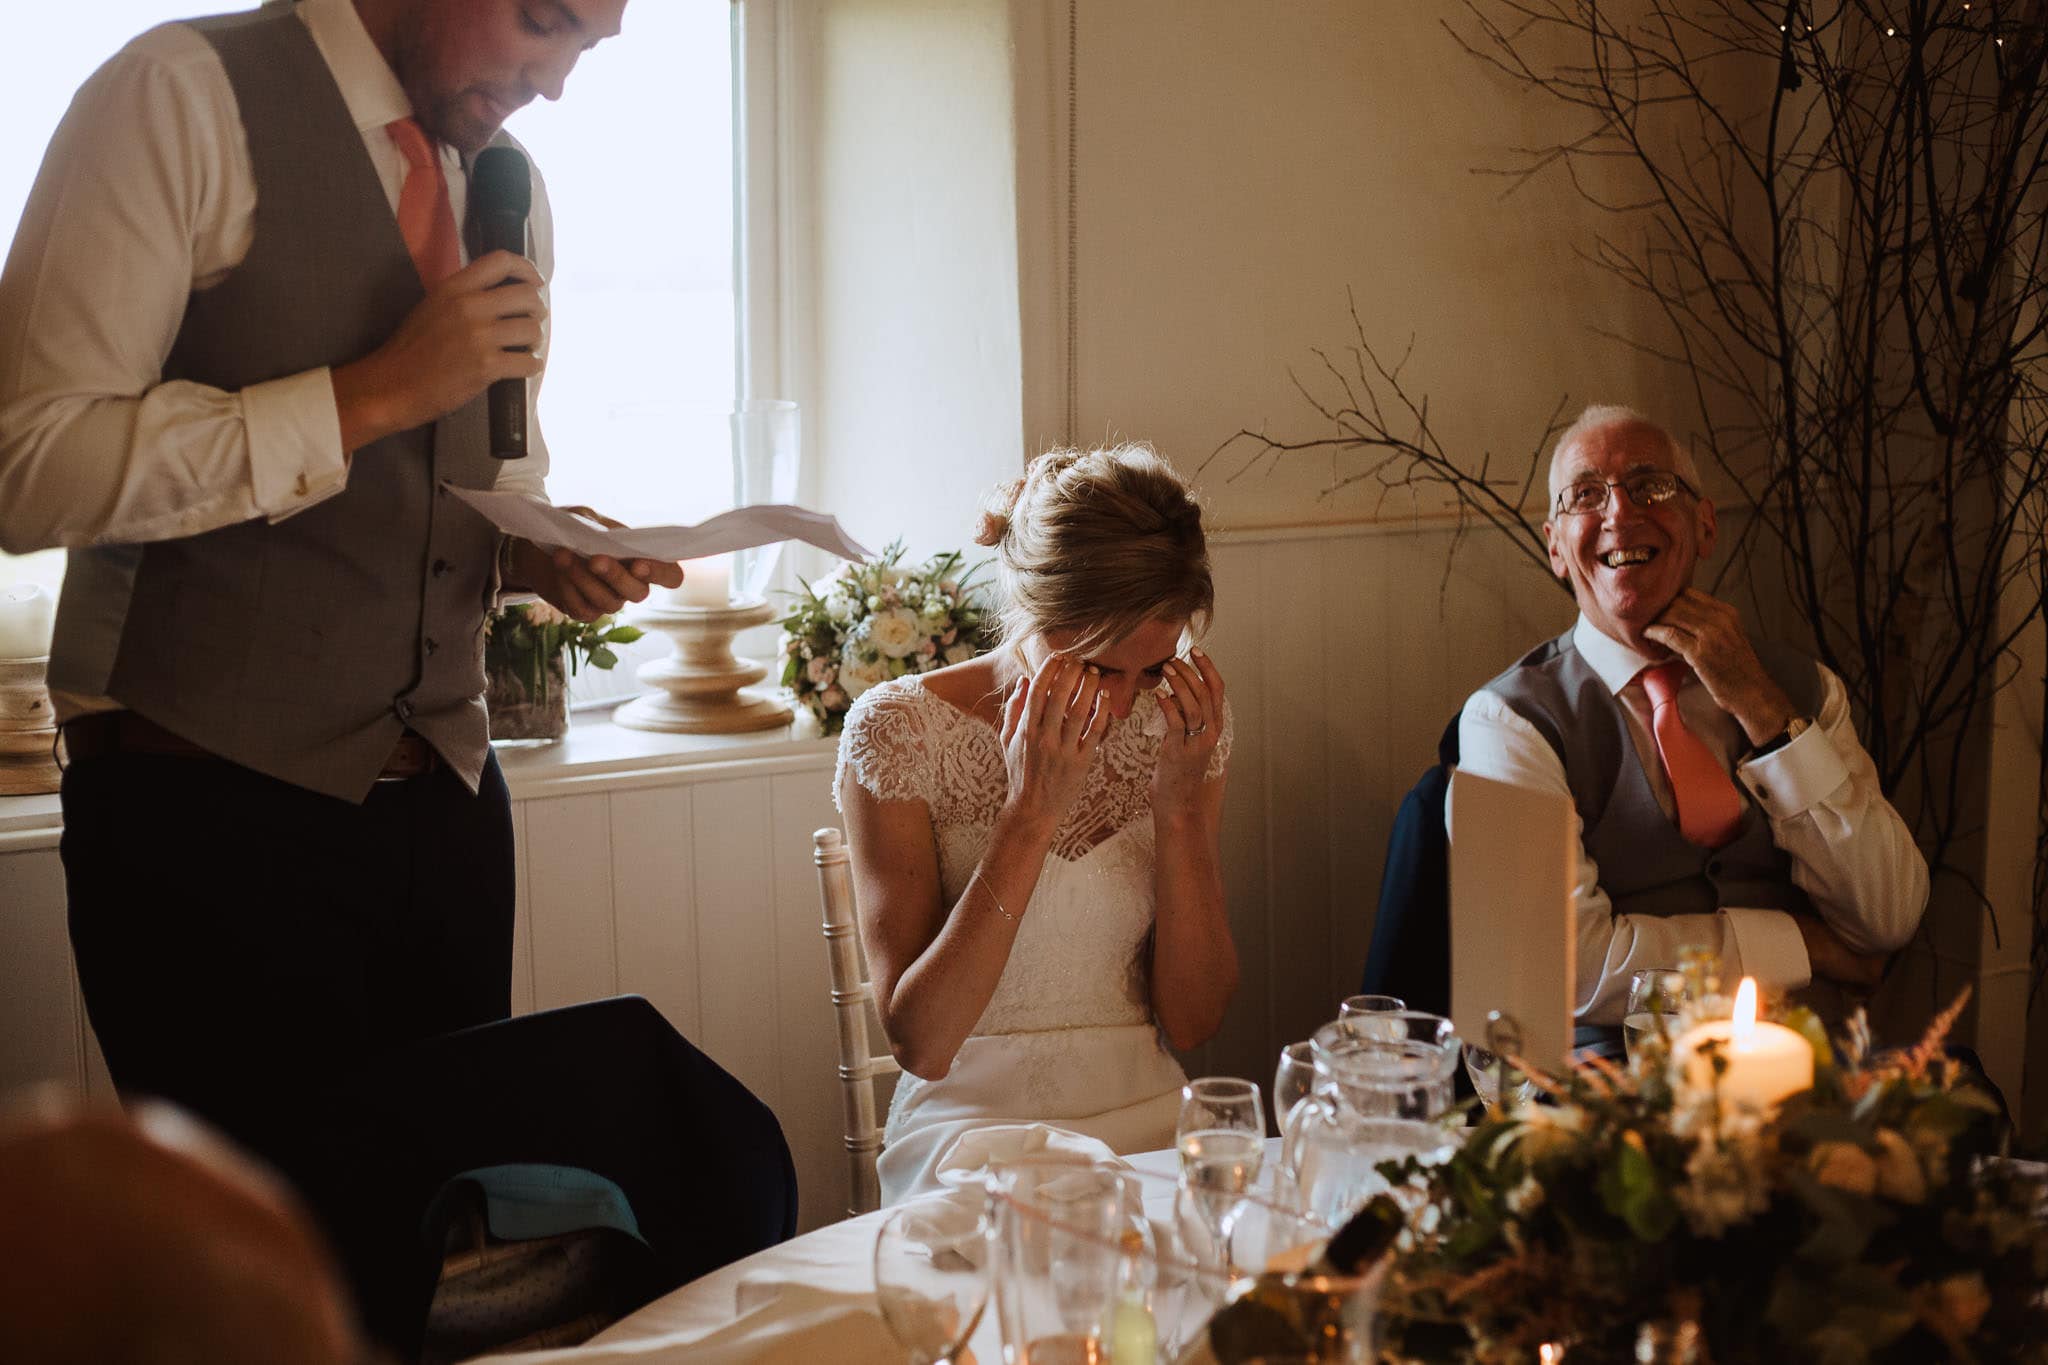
[446,486,873,565]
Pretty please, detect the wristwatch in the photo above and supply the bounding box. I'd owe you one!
[1751,714,1812,758]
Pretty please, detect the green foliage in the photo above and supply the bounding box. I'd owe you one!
[484,602,642,703]
[1374,991,2047,1363]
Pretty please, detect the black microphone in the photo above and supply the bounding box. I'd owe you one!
[472,146,532,460]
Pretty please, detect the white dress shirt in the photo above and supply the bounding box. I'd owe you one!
[0,0,552,561]
[1453,615,1928,1025]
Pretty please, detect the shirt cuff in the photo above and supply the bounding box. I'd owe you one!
[1722,907,1811,992]
[252,368,349,523]
[1734,719,1849,820]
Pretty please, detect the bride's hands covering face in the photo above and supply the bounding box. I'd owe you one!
[1152,646,1225,814]
[1000,653,1112,823]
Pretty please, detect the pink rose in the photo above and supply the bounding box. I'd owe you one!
[819,685,849,711]
[806,656,837,687]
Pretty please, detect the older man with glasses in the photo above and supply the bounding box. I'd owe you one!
[1450,405,1927,1049]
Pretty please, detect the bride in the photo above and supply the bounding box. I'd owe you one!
[836,443,1238,1203]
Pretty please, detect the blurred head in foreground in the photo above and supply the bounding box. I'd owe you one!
[0,1089,362,1365]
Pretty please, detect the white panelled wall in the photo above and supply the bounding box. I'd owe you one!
[0,523,1573,1232]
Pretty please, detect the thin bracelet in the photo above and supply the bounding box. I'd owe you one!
[977,876,1017,924]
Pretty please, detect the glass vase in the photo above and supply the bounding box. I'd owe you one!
[486,652,568,746]
[730,398,799,603]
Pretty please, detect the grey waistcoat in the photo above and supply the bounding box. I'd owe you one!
[50,5,513,803]
[1481,629,1826,920]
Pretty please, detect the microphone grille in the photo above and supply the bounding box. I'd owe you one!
[473,146,531,217]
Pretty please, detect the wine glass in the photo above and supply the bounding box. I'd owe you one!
[1337,993,1409,1042]
[1176,1077,1266,1269]
[1623,968,1688,1063]
[1462,1039,1535,1110]
[1337,993,1406,1019]
[873,1193,992,1365]
[1272,1041,1318,1137]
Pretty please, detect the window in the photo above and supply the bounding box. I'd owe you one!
[506,3,737,529]
[2,5,754,709]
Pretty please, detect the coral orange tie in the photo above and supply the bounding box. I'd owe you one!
[388,117,461,287]
[1638,662,1746,849]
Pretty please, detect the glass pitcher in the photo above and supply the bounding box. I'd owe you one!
[1281,1013,1461,1228]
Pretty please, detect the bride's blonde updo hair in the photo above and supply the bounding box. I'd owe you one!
[974,443,1212,655]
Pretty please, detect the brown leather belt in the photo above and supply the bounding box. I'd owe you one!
[62,711,439,782]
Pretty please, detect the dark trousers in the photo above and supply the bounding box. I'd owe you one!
[61,746,516,1155]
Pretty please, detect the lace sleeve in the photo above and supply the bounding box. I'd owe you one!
[1205,696,1235,782]
[834,683,929,808]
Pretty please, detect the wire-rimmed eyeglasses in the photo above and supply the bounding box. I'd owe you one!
[1552,469,1699,518]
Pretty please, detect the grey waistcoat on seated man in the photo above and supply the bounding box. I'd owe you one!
[49,5,517,803]
[1481,629,1826,921]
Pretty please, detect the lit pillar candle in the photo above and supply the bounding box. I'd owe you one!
[673,554,731,608]
[0,584,55,660]
[1674,977,1814,1112]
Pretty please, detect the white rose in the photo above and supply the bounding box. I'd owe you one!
[945,642,978,665]
[838,648,891,698]
[866,607,924,659]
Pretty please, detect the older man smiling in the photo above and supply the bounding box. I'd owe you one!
[1451,405,1927,1042]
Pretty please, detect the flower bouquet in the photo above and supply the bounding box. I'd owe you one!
[484,602,644,742]
[776,542,993,735]
[1370,983,2047,1364]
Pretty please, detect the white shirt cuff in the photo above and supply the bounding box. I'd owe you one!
[1735,720,1849,820]
[251,368,349,522]
[1722,907,1811,992]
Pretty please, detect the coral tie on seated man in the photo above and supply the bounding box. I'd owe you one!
[1638,661,1745,849]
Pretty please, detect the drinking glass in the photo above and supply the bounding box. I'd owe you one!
[989,1159,1140,1364]
[1461,1040,1536,1110]
[1177,1077,1266,1266]
[1337,993,1409,1043]
[1623,968,1689,1063]
[873,1192,992,1365]
[1273,1041,1319,1137]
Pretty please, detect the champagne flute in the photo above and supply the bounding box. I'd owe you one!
[1623,968,1688,1063]
[1177,1077,1266,1271]
[874,1193,992,1365]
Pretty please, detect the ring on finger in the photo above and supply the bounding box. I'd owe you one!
[1184,723,1208,738]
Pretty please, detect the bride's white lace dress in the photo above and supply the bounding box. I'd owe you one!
[837,673,1232,1204]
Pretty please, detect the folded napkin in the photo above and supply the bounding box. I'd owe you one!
[931,1122,1126,1189]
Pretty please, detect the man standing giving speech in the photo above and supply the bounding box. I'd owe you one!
[0,0,676,1157]
[1452,406,1928,1049]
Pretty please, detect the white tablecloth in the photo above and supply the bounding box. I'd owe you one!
[476,1143,1274,1365]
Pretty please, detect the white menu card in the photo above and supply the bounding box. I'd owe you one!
[1447,769,1578,1069]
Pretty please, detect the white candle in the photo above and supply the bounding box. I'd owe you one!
[0,584,55,660]
[673,554,732,608]
[1674,977,1814,1113]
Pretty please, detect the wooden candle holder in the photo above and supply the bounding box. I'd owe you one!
[613,598,794,735]
[0,657,60,796]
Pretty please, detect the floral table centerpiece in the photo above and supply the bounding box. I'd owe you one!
[484,602,644,743]
[1371,985,2047,1364]
[777,541,993,735]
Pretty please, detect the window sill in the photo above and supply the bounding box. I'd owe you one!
[497,703,839,799]
[0,706,840,844]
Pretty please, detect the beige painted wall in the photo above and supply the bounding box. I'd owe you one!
[1013,0,1702,534]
